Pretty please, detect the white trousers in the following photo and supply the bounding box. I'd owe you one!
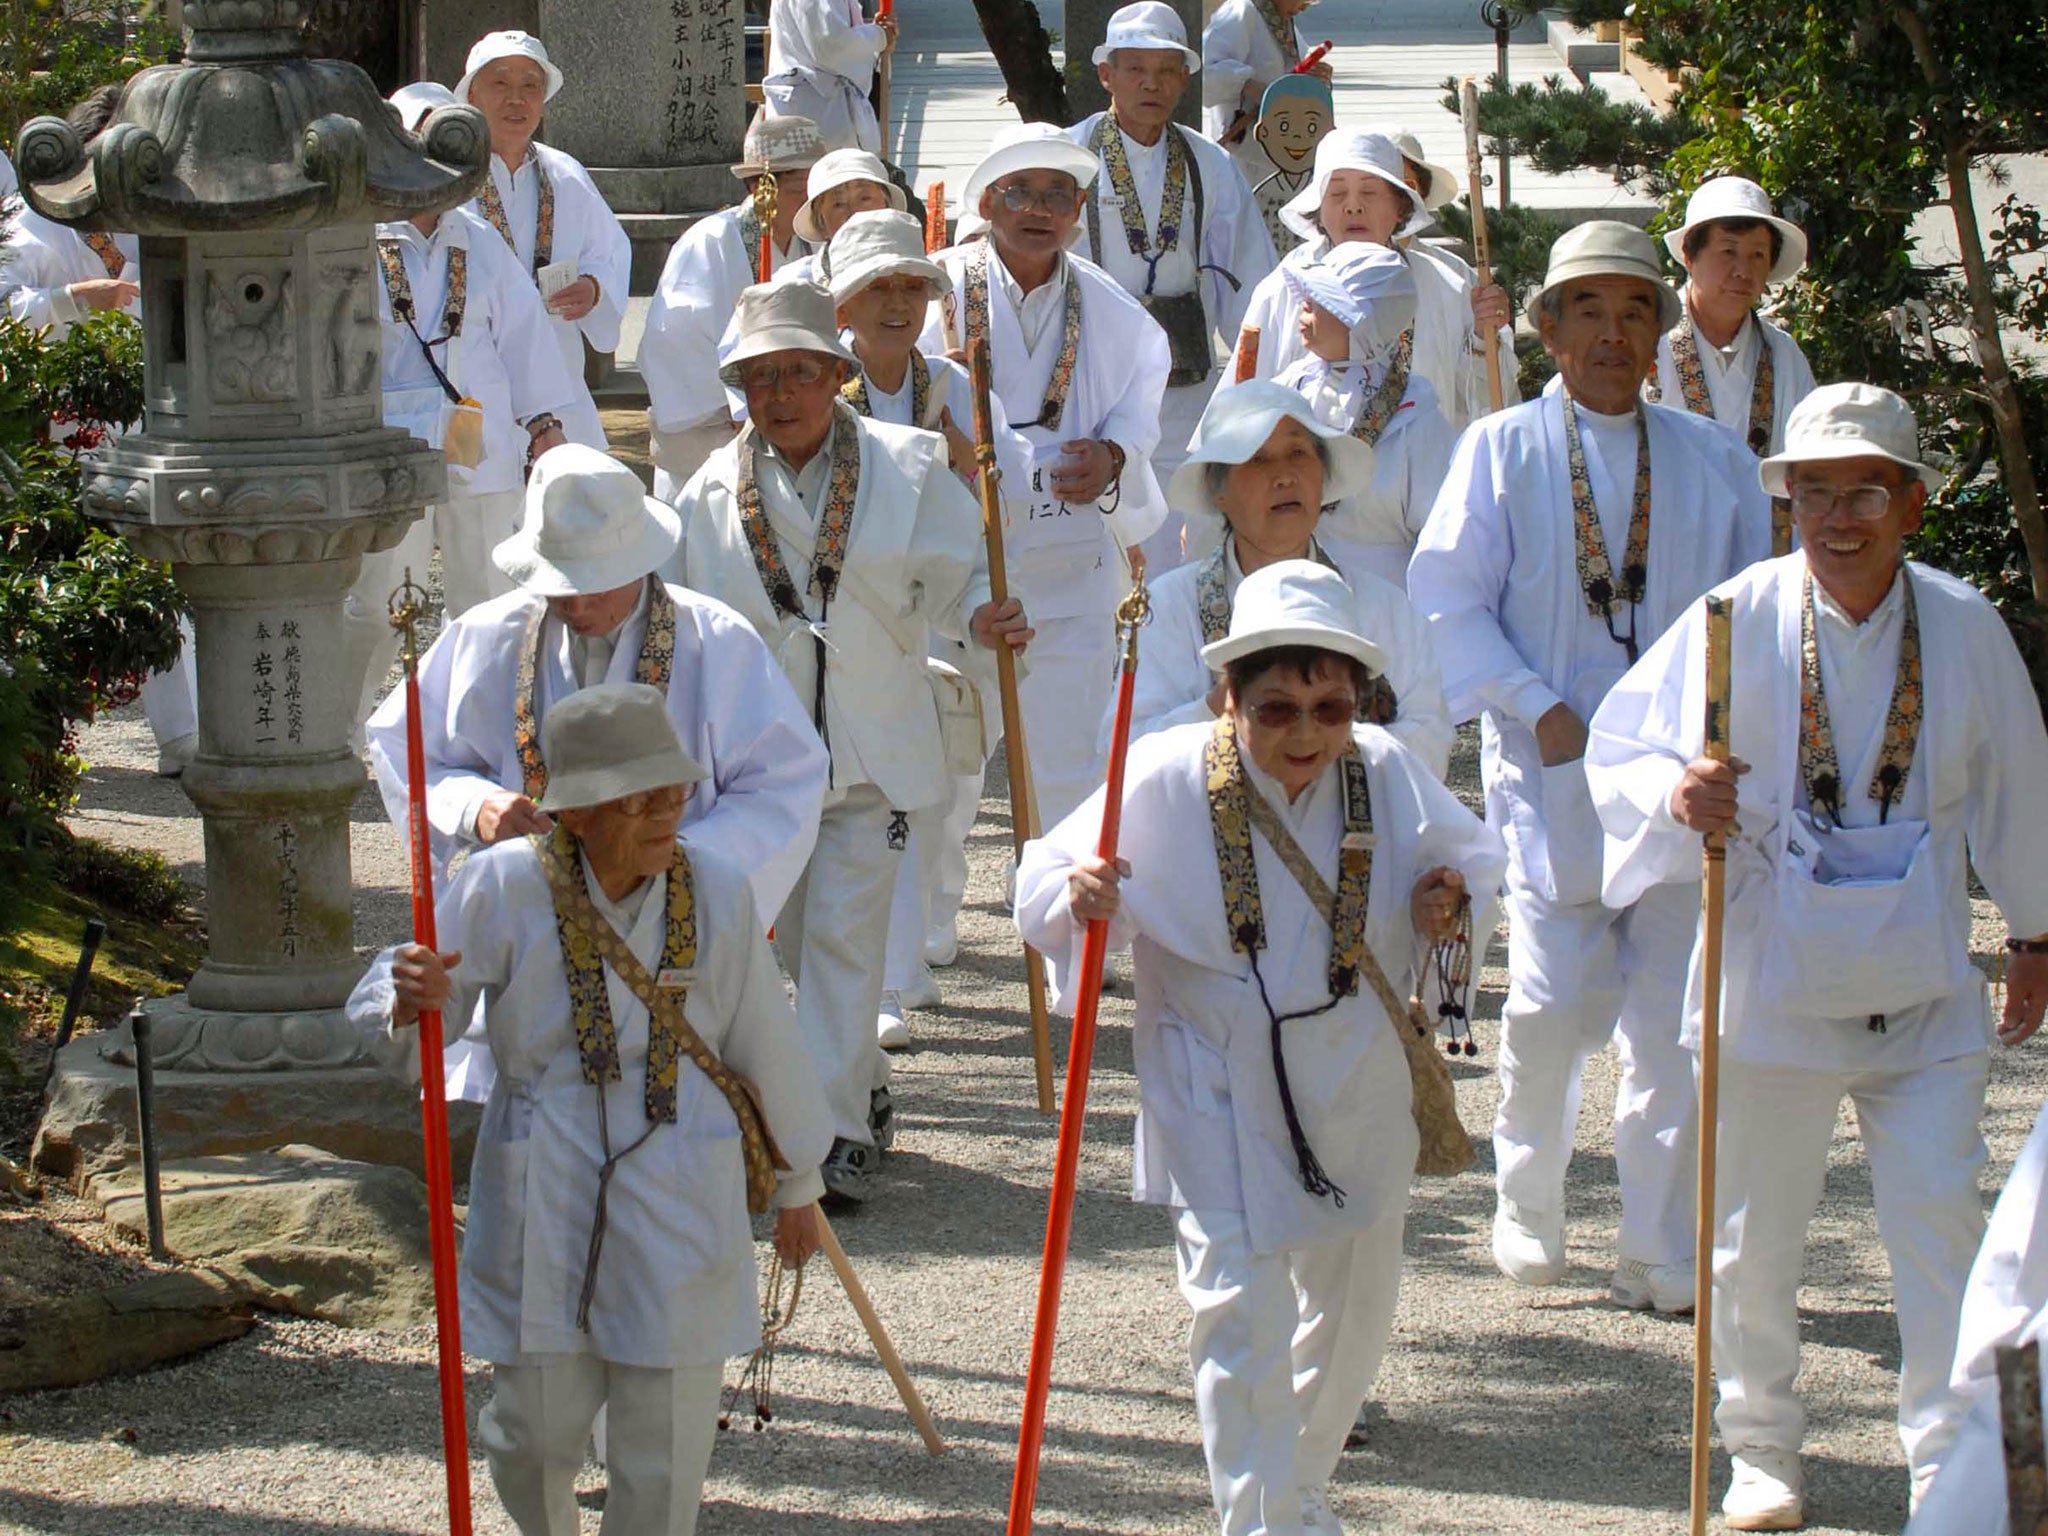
[139,617,197,747]
[882,806,943,993]
[1714,1051,1988,1484]
[1175,1201,1408,1536]
[342,490,524,724]
[1015,611,1115,837]
[928,768,985,941]
[1139,380,1212,577]
[1494,877,1699,1264]
[778,784,903,1145]
[478,1354,721,1536]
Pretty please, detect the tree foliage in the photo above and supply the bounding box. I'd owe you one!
[0,0,176,150]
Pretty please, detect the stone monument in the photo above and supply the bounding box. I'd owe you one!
[1063,0,1204,127]
[22,0,489,1183]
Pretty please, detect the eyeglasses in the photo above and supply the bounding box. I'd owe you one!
[996,181,1080,215]
[738,357,832,392]
[1245,697,1357,731]
[613,784,689,816]
[1788,483,1895,521]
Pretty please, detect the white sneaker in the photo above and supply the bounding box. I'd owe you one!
[924,920,959,967]
[899,963,941,1011]
[1611,1256,1696,1314]
[1300,1487,1345,1535]
[876,993,911,1050]
[1724,1449,1804,1530]
[1492,1199,1566,1287]
[155,733,198,778]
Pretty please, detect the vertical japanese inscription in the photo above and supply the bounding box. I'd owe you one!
[664,0,740,158]
[252,620,277,744]
[274,820,301,959]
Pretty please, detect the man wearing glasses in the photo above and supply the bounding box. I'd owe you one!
[1588,382,2048,1529]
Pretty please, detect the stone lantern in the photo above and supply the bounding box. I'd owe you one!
[24,0,488,1176]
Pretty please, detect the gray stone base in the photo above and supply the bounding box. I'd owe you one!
[586,164,740,216]
[618,210,701,293]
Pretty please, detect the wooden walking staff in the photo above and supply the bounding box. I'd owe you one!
[969,336,1056,1116]
[815,1209,946,1456]
[1460,77,1506,415]
[389,573,475,1536]
[1006,579,1148,1536]
[1689,594,1734,1536]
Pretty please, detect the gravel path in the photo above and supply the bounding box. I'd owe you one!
[3,707,2037,1535]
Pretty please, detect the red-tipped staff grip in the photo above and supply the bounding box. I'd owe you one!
[1294,39,1334,72]
[392,576,474,1536]
[1005,585,1148,1535]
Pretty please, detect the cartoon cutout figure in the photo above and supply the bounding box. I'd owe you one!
[1252,74,1333,255]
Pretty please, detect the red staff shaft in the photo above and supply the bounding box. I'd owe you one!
[394,577,474,1536]
[1294,39,1333,72]
[1005,586,1147,1535]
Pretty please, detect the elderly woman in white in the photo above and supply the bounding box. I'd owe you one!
[1125,380,1451,779]
[1020,560,1503,1536]
[352,682,831,1536]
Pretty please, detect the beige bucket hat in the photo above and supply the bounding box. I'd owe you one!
[1201,559,1387,677]
[536,682,707,815]
[731,114,827,180]
[1758,383,1941,497]
[718,280,861,385]
[827,209,948,305]
[1382,127,1458,212]
[1527,219,1683,332]
[492,444,682,597]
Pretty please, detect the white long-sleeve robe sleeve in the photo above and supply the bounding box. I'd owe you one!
[769,0,883,80]
[642,207,758,436]
[1,211,136,336]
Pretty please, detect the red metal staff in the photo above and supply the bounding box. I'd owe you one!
[390,573,474,1536]
[1295,38,1334,73]
[1004,578,1149,1535]
[1232,324,1261,383]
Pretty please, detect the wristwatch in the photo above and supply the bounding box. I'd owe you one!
[524,412,564,439]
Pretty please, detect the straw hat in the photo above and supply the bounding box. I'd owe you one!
[1526,219,1682,331]
[1281,241,1418,355]
[793,148,907,244]
[389,81,458,133]
[1381,127,1458,212]
[1201,560,1387,676]
[1758,383,1941,497]
[718,280,861,385]
[1280,129,1431,243]
[962,122,1100,216]
[1091,2,1201,70]
[536,683,707,816]
[731,115,827,181]
[1665,176,1807,285]
[1169,379,1375,519]
[491,444,682,597]
[827,210,948,305]
[456,31,563,104]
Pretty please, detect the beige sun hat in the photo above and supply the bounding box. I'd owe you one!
[1201,559,1387,677]
[456,31,563,104]
[493,444,683,597]
[718,280,861,385]
[1527,219,1683,331]
[1382,127,1459,212]
[1091,1,1201,70]
[1280,129,1431,243]
[793,148,907,244]
[1666,176,1808,285]
[962,121,1101,216]
[536,682,707,816]
[827,209,948,305]
[731,114,827,180]
[389,81,458,132]
[1169,379,1375,520]
[1758,383,1941,497]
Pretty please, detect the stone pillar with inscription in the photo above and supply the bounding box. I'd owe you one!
[20,0,491,1182]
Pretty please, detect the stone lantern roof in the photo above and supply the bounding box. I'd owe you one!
[17,0,488,234]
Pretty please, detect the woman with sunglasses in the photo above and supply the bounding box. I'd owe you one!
[1019,559,1504,1536]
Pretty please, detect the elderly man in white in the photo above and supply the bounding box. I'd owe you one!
[1648,176,1817,461]
[1407,222,1772,1315]
[918,122,1170,834]
[1064,2,1276,574]
[452,33,627,451]
[1202,0,1328,187]
[671,280,1031,1203]
[762,0,898,156]
[1589,383,2048,1529]
[1129,380,1450,780]
[1021,560,1503,1536]
[641,115,826,502]
[352,682,831,1536]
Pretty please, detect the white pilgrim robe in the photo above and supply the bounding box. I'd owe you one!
[849,350,1034,495]
[0,207,137,335]
[1647,289,1816,458]
[1201,0,1308,186]
[1274,356,1457,590]
[1018,720,1506,1256]
[349,836,831,1368]
[763,0,885,154]
[461,143,629,449]
[1122,536,1452,780]
[364,577,828,919]
[0,152,16,201]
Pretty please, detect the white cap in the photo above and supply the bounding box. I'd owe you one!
[1169,379,1375,520]
[1281,241,1417,357]
[1201,559,1387,677]
[1091,1,1201,70]
[537,683,707,815]
[1280,129,1430,243]
[1528,219,1683,331]
[719,280,861,384]
[1758,383,1940,497]
[793,148,906,245]
[1380,127,1458,211]
[457,31,563,105]
[493,444,682,597]
[828,209,948,306]
[963,122,1101,217]
[389,81,458,132]
[1666,176,1807,285]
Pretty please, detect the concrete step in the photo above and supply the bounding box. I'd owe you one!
[1585,70,1651,110]
[1544,14,1619,77]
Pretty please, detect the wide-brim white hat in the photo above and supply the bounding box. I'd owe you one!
[1758,382,1941,497]
[1090,0,1201,70]
[1382,128,1458,211]
[1527,219,1683,331]
[1201,559,1387,676]
[536,683,707,815]
[1280,129,1431,243]
[456,31,563,105]
[1281,241,1418,353]
[963,122,1101,217]
[1665,175,1807,285]
[1169,379,1375,520]
[719,279,861,384]
[493,443,683,597]
[390,81,458,132]
[731,115,827,180]
[794,148,907,244]
[828,209,949,304]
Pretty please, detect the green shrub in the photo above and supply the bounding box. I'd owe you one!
[46,831,187,924]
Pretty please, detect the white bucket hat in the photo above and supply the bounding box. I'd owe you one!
[1280,129,1431,243]
[1201,560,1387,677]
[1169,379,1375,520]
[390,81,458,132]
[793,148,907,244]
[1282,241,1418,355]
[1528,219,1683,331]
[536,683,707,816]
[1091,1,1201,70]
[1380,128,1458,212]
[1758,383,1941,497]
[457,31,563,105]
[731,115,827,180]
[828,209,948,306]
[718,280,861,385]
[1666,175,1808,285]
[492,443,683,597]
[963,122,1101,217]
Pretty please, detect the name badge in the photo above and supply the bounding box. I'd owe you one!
[1341,831,1376,853]
[656,967,695,989]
